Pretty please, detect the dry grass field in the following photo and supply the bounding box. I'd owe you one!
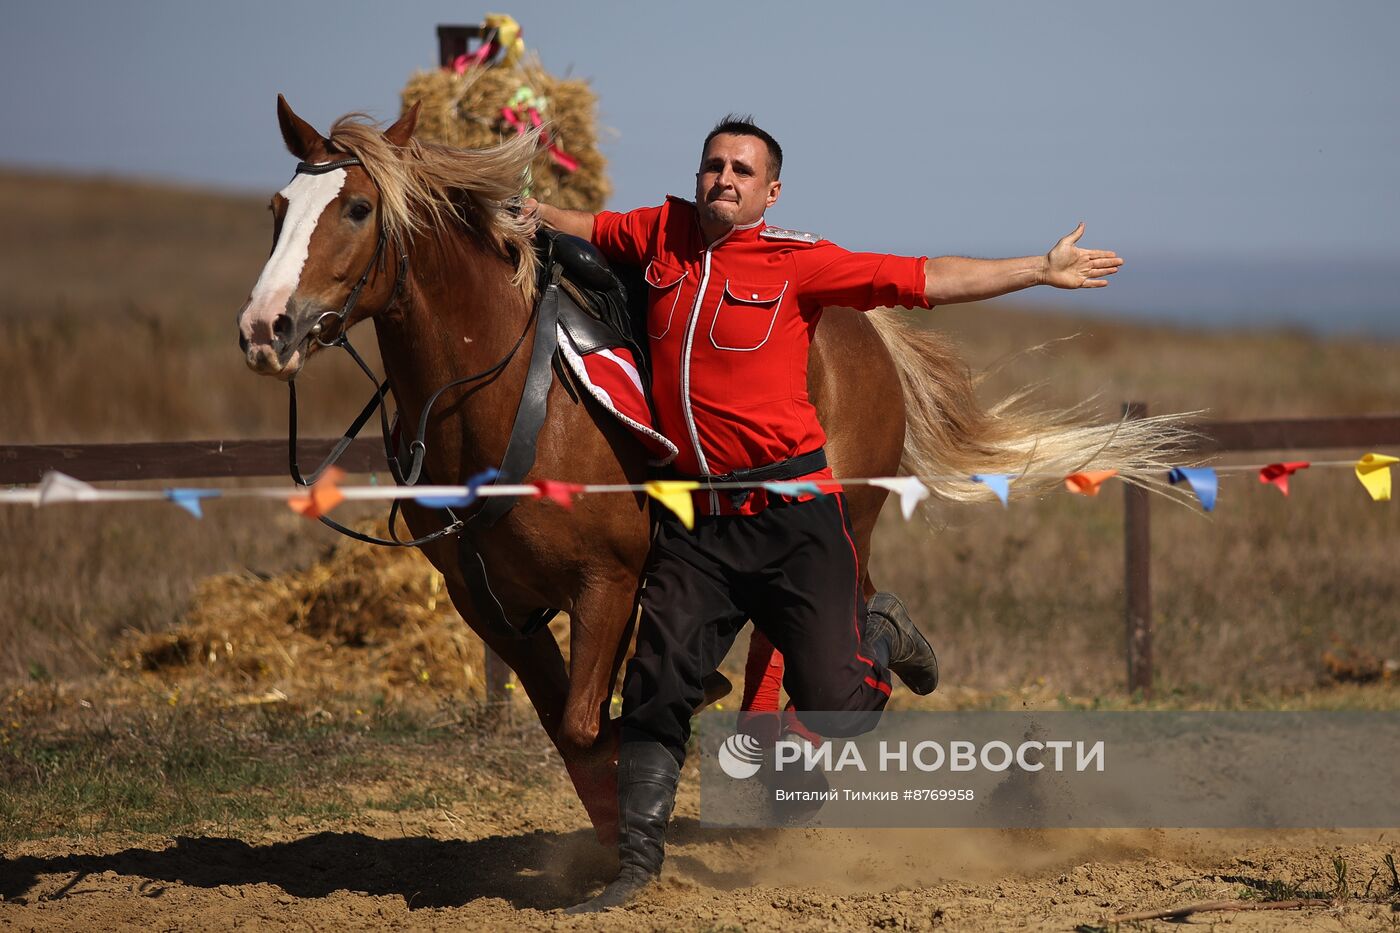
[2,167,1397,929]
[3,167,1396,700]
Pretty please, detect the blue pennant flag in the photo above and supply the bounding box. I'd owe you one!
[1168,466,1218,511]
[971,474,1011,507]
[166,488,220,519]
[763,481,824,498]
[415,467,501,509]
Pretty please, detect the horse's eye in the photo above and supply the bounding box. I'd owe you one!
[348,201,373,222]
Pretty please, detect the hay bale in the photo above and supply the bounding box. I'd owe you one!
[119,524,509,701]
[401,57,610,212]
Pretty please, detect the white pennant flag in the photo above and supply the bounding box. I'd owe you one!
[870,476,930,520]
[36,471,100,506]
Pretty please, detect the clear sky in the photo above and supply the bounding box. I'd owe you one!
[3,1,1396,331]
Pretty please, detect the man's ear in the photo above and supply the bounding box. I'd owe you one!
[384,102,420,148]
[766,178,782,209]
[277,94,323,160]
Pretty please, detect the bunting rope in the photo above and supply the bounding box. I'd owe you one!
[1,454,1394,530]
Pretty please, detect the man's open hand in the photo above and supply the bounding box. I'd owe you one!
[1043,223,1122,289]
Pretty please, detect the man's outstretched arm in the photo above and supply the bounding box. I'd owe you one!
[521,198,594,240]
[924,223,1122,306]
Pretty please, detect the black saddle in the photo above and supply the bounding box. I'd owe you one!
[535,229,650,384]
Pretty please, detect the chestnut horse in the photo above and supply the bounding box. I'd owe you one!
[238,98,1181,838]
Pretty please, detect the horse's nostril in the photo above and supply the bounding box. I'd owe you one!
[270,314,293,352]
[238,331,250,354]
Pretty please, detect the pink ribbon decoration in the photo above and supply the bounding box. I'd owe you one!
[451,43,494,74]
[500,104,580,174]
[1258,461,1310,496]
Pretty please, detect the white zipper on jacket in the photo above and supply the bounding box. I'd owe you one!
[679,214,764,514]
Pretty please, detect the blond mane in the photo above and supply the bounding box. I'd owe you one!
[327,114,540,300]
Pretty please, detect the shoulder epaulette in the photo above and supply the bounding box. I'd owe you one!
[760,225,821,244]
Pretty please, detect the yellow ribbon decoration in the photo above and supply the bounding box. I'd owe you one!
[1354,452,1399,502]
[645,480,699,530]
[484,13,526,66]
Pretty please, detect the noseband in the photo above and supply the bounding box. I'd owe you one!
[292,157,408,347]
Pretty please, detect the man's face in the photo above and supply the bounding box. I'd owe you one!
[695,133,781,230]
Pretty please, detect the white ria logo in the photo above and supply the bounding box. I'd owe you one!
[718,733,764,780]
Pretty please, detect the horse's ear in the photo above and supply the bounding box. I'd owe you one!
[277,94,323,160]
[384,102,420,149]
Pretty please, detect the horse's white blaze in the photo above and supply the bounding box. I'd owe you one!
[241,169,346,339]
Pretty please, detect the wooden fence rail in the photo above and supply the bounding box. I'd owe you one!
[1120,407,1400,697]
[6,409,1400,698]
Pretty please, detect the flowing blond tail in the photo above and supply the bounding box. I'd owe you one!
[865,310,1197,503]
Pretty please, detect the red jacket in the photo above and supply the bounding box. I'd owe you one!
[593,196,929,514]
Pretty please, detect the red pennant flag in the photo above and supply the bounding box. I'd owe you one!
[288,467,346,519]
[1258,461,1310,496]
[532,479,581,510]
[815,480,844,495]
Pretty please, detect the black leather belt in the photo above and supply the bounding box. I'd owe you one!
[689,448,829,508]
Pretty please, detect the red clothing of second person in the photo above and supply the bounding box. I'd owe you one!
[592,196,929,515]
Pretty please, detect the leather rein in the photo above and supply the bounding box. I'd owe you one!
[284,155,541,551]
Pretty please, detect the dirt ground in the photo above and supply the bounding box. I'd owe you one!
[3,760,1396,932]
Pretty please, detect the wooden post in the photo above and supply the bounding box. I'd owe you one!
[436,25,484,69]
[1122,402,1153,698]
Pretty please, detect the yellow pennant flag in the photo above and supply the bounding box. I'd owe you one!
[645,480,699,530]
[1354,453,1399,502]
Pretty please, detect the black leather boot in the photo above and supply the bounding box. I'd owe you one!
[565,741,680,913]
[865,592,939,695]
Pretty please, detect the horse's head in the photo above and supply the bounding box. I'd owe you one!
[237,95,419,379]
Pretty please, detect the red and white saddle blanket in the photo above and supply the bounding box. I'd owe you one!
[556,325,678,465]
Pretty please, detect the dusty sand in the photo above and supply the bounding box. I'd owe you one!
[3,761,1395,931]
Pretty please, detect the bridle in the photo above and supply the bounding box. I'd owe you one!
[289,157,407,350]
[283,155,539,550]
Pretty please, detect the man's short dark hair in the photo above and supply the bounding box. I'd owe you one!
[703,114,783,181]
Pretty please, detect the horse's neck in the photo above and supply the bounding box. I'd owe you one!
[373,231,535,478]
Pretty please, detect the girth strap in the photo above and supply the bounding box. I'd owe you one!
[472,265,564,528]
[449,262,567,639]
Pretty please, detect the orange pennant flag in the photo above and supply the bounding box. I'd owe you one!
[1064,469,1118,496]
[288,466,346,519]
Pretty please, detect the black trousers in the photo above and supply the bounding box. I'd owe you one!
[620,493,893,765]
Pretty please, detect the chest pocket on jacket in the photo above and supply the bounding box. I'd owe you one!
[709,280,788,351]
[644,259,689,339]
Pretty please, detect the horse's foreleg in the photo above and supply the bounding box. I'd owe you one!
[556,575,642,844]
[444,581,572,736]
[444,577,627,843]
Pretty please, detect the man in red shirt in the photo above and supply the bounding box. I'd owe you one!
[528,115,1122,912]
